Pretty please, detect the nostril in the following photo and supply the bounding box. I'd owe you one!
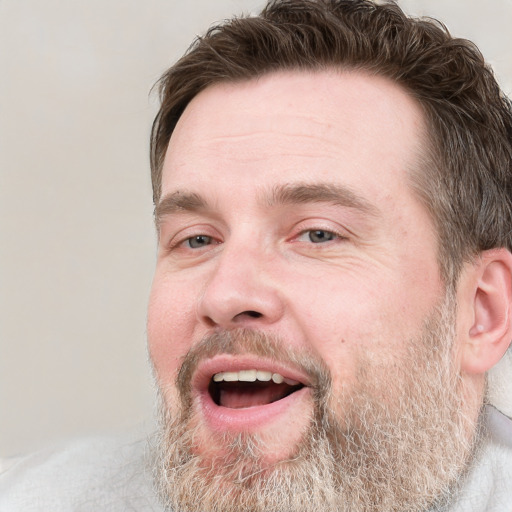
[201,310,264,328]
[242,310,263,318]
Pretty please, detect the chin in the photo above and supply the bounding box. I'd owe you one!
[191,406,313,469]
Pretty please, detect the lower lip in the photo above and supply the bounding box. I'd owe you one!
[199,386,310,432]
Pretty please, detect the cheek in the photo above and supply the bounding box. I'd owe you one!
[147,274,198,386]
[288,269,437,390]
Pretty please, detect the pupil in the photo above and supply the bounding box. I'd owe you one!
[309,230,333,243]
[189,235,210,248]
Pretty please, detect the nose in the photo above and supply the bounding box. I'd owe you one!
[197,242,285,329]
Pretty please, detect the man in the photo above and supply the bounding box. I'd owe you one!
[1,1,511,511]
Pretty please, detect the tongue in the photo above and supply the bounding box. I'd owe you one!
[218,382,293,409]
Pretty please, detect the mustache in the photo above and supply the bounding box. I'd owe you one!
[176,329,332,407]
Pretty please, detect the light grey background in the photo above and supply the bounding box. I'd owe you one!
[1,1,511,458]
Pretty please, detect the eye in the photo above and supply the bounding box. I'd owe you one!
[299,229,338,243]
[186,235,214,249]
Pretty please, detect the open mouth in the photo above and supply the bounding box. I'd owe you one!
[208,369,305,409]
[193,357,312,432]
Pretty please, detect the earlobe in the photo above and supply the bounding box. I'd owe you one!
[460,249,512,375]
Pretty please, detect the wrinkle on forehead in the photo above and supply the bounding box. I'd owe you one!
[166,70,426,178]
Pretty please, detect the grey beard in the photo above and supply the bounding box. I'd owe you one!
[153,295,479,512]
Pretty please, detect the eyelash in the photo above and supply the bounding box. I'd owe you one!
[166,225,347,253]
[295,228,345,244]
[183,234,215,249]
[167,233,218,252]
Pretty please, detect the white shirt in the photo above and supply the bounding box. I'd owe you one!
[1,406,511,511]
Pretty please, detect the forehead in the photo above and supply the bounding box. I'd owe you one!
[161,70,426,210]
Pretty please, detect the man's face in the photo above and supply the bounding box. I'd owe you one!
[147,71,474,511]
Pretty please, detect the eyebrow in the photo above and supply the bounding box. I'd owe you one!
[264,182,379,216]
[154,191,208,225]
[155,181,379,226]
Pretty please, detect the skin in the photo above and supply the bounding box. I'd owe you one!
[148,70,474,463]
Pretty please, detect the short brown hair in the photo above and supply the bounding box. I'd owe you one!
[150,0,512,281]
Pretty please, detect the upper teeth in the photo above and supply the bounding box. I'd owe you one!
[213,370,299,385]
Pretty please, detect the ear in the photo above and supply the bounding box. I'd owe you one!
[459,248,512,375]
